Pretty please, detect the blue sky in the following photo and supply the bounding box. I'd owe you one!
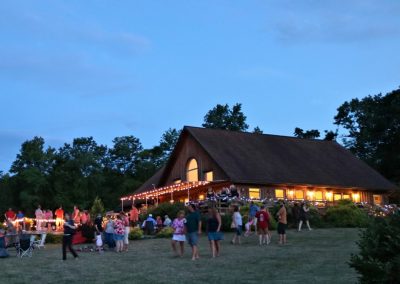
[1,0,400,172]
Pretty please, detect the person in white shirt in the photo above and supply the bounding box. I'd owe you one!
[231,206,243,245]
[163,215,172,227]
[35,205,43,231]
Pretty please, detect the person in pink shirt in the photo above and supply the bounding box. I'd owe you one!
[171,210,186,257]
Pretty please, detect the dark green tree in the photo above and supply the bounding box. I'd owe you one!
[203,103,249,131]
[294,127,320,139]
[253,126,263,134]
[349,214,400,283]
[334,88,400,184]
[109,135,142,175]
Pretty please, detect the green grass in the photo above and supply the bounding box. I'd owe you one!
[2,228,360,284]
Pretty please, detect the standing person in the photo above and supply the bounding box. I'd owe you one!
[171,211,186,257]
[94,214,103,234]
[72,206,80,224]
[62,213,78,260]
[45,209,53,231]
[164,215,172,227]
[55,206,64,231]
[113,215,125,253]
[277,202,287,245]
[249,202,259,234]
[121,212,130,252]
[292,203,300,228]
[104,215,115,249]
[231,206,243,245]
[35,205,43,231]
[255,205,270,246]
[207,207,223,258]
[185,204,202,261]
[298,202,312,231]
[5,208,16,221]
[129,205,139,226]
[156,216,163,231]
[80,210,88,225]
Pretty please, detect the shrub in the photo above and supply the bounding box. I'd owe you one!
[156,227,174,238]
[349,214,400,283]
[46,233,63,244]
[129,227,144,240]
[147,202,185,221]
[325,203,369,228]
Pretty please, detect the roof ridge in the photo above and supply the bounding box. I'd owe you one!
[183,125,334,143]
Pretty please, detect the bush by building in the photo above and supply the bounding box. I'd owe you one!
[128,227,144,240]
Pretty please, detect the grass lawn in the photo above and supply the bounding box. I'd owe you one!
[2,228,360,284]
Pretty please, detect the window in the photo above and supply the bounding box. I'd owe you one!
[325,192,333,201]
[295,190,304,200]
[174,179,181,184]
[315,191,323,201]
[352,193,360,202]
[334,193,342,201]
[186,158,199,182]
[343,194,351,200]
[287,190,295,200]
[373,195,382,205]
[307,191,315,200]
[249,188,260,199]
[204,171,214,181]
[275,189,284,199]
[198,194,205,200]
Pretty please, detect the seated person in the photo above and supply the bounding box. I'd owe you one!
[206,188,216,200]
[141,214,156,235]
[0,229,9,258]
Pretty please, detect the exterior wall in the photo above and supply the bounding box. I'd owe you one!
[235,184,389,205]
[162,133,228,185]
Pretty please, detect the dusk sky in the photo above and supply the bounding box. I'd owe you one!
[1,0,400,172]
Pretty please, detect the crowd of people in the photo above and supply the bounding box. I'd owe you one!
[1,199,314,261]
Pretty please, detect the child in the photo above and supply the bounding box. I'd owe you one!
[244,218,254,237]
[171,210,186,257]
[95,231,103,253]
[231,206,242,245]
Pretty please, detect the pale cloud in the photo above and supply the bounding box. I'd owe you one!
[266,0,400,44]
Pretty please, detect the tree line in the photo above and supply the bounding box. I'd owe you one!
[1,87,399,214]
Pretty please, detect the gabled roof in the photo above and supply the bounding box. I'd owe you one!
[135,126,398,193]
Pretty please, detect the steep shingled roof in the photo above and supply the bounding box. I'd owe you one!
[134,126,398,194]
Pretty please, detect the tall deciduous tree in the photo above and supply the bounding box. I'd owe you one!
[109,136,142,175]
[334,88,400,184]
[203,103,249,131]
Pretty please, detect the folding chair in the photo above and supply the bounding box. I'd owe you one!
[17,235,34,258]
[32,233,47,249]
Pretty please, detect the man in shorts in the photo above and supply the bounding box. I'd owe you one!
[185,204,202,261]
[255,205,270,246]
[277,202,287,245]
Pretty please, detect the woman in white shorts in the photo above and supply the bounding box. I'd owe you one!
[171,210,186,257]
[121,212,130,252]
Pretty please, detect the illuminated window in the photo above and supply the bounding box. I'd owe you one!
[326,192,333,201]
[315,191,323,201]
[295,190,304,200]
[352,193,360,202]
[307,191,315,200]
[275,189,284,199]
[249,188,260,199]
[198,194,205,200]
[343,194,351,200]
[373,195,382,205]
[334,193,342,201]
[186,159,199,182]
[174,179,181,184]
[205,171,214,181]
[287,190,295,199]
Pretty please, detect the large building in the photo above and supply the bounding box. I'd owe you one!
[122,126,398,205]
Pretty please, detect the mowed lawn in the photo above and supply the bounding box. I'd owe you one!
[2,228,360,284]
